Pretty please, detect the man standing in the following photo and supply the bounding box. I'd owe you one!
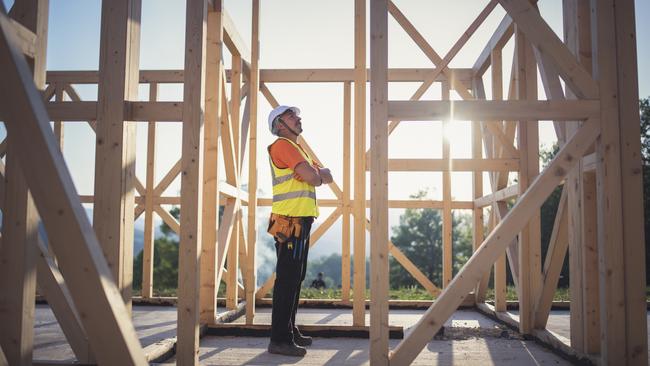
[266,105,333,357]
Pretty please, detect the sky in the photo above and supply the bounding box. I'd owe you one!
[2,0,649,260]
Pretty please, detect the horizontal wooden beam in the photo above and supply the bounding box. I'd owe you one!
[254,198,473,209]
[130,101,182,121]
[272,68,474,83]
[81,195,181,205]
[39,88,603,126]
[45,68,474,84]
[374,158,520,172]
[388,100,599,121]
[474,184,519,207]
[38,101,183,121]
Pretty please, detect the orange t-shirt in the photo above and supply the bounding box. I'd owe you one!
[269,139,319,170]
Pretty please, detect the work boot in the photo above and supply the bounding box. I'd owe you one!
[293,327,313,346]
[267,341,307,357]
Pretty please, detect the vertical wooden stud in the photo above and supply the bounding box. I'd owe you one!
[199,5,222,325]
[142,82,158,298]
[514,23,540,335]
[0,142,38,366]
[0,2,47,364]
[94,0,141,311]
[227,53,242,310]
[177,0,208,362]
[593,0,648,363]
[352,0,367,327]
[369,0,389,363]
[342,81,352,303]
[441,81,453,288]
[245,0,260,325]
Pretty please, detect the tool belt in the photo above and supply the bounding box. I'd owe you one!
[267,213,303,244]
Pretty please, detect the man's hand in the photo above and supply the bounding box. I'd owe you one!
[319,168,333,184]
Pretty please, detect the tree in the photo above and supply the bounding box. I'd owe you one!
[640,98,650,284]
[389,190,473,289]
[133,207,181,294]
[538,143,568,287]
[305,253,345,289]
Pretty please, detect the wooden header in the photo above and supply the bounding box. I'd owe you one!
[388,100,599,121]
[45,68,474,84]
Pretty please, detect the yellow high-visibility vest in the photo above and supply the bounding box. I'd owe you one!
[268,138,319,217]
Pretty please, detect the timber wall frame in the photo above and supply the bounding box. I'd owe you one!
[0,0,647,365]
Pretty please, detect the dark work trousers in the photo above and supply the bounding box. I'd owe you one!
[270,216,314,343]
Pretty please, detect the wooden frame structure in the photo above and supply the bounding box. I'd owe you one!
[0,0,646,365]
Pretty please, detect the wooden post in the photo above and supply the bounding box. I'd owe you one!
[489,48,506,311]
[227,53,242,310]
[613,1,647,363]
[0,140,39,366]
[441,81,453,288]
[177,0,207,363]
[0,2,47,364]
[0,7,147,363]
[514,23,540,335]
[563,0,593,353]
[593,0,648,363]
[581,171,600,353]
[342,81,352,303]
[352,0,367,327]
[199,4,222,325]
[53,85,64,149]
[245,0,259,325]
[142,82,157,298]
[94,0,141,310]
[369,0,388,364]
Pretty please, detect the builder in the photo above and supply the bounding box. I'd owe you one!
[266,105,333,357]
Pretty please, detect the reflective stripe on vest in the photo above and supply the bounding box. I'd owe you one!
[268,138,319,217]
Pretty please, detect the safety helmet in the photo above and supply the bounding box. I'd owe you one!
[268,105,301,135]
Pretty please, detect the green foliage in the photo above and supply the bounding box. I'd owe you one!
[133,206,181,295]
[298,287,435,300]
[539,143,568,287]
[133,236,179,294]
[484,286,570,301]
[389,190,473,289]
[133,205,228,296]
[305,253,352,289]
[640,98,650,284]
[159,206,180,237]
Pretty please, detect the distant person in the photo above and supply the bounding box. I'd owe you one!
[265,105,333,357]
[310,272,326,290]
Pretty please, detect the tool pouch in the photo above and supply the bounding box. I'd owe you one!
[267,213,303,244]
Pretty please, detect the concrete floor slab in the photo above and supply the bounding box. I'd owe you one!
[32,305,574,365]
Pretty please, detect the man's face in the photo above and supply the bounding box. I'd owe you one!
[279,109,302,135]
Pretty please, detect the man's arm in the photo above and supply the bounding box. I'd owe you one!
[294,161,324,186]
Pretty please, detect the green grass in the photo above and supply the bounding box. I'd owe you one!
[483,286,570,301]
[299,286,436,301]
[136,286,650,302]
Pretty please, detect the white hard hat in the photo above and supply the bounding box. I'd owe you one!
[268,105,300,135]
